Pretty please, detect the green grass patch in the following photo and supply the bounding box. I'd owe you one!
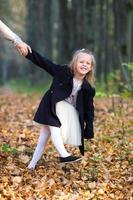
[4,78,51,95]
[1,143,17,154]
[127,130,133,135]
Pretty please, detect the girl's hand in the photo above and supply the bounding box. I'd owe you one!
[15,42,32,56]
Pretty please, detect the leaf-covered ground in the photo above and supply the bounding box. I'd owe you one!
[0,90,132,200]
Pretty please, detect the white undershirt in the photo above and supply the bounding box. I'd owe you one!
[65,78,83,107]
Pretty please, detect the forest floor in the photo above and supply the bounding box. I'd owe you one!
[0,89,132,200]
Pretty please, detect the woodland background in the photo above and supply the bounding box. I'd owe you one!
[0,0,133,95]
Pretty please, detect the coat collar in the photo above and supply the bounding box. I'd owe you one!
[81,79,96,97]
[68,68,94,92]
[81,79,94,91]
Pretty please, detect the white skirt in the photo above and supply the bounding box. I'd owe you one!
[56,100,81,146]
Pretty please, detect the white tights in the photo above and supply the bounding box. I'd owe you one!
[28,125,70,169]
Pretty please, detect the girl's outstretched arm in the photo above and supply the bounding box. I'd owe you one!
[26,49,68,77]
[0,20,31,55]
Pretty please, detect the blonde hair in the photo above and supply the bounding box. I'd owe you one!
[69,49,96,88]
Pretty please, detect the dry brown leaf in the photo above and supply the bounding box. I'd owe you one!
[12,176,22,184]
[18,154,30,164]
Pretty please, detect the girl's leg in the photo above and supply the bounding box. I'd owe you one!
[49,126,70,158]
[28,125,50,169]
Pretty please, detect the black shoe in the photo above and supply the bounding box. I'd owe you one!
[60,155,82,164]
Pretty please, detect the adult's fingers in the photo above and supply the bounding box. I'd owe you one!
[23,47,28,56]
[27,45,32,53]
[17,48,23,55]
[22,48,28,56]
[17,47,27,56]
[19,45,30,56]
[16,43,30,56]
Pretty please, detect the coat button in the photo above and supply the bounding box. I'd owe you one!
[51,90,53,93]
[59,83,63,86]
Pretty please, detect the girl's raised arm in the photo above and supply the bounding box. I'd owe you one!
[26,49,67,77]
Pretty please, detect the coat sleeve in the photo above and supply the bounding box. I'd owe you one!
[0,20,23,45]
[26,49,66,77]
[84,88,96,139]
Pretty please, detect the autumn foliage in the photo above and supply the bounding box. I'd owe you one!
[0,90,132,200]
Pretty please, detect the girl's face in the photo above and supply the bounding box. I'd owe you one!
[74,53,93,77]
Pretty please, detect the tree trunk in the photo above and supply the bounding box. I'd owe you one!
[26,0,52,84]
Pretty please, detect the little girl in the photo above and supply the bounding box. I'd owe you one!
[0,20,96,170]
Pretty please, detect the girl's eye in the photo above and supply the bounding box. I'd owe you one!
[80,61,84,63]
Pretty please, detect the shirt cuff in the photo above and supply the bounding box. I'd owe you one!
[12,34,23,46]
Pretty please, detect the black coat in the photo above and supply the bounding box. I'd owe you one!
[26,50,96,155]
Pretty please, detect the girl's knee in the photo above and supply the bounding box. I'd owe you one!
[41,124,50,133]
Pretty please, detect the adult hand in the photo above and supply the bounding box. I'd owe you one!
[15,42,32,56]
